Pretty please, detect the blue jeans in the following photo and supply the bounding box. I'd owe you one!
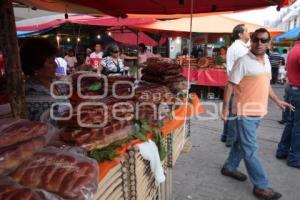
[224,116,270,189]
[281,85,290,122]
[221,94,235,145]
[277,86,300,167]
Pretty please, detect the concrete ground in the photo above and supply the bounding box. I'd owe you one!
[173,85,300,200]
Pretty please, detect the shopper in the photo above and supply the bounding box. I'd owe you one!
[276,34,300,169]
[101,43,125,76]
[90,43,104,73]
[269,48,285,84]
[221,24,250,147]
[64,49,78,74]
[55,49,67,77]
[138,43,153,64]
[221,28,293,200]
[84,48,92,65]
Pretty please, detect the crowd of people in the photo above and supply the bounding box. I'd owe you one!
[53,42,156,77]
[12,37,161,123]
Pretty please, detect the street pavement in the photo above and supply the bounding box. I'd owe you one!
[173,85,300,200]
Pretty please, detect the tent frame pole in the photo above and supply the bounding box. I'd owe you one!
[0,0,27,118]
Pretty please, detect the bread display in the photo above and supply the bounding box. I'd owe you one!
[141,60,187,94]
[0,178,43,200]
[0,137,46,175]
[61,120,134,150]
[60,97,135,128]
[10,147,99,200]
[0,119,47,149]
[0,177,62,200]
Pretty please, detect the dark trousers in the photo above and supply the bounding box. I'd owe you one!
[271,67,279,84]
[277,86,300,167]
[281,85,290,123]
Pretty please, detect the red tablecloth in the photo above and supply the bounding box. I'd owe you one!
[183,67,228,87]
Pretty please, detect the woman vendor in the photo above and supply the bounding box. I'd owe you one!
[101,44,125,76]
[215,46,227,67]
[20,38,69,122]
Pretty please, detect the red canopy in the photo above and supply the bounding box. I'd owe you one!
[109,28,166,47]
[16,15,164,46]
[18,0,295,17]
[16,15,156,32]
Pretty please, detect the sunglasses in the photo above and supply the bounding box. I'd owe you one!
[113,50,119,53]
[251,37,270,44]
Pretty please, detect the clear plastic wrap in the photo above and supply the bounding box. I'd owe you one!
[0,177,63,200]
[10,147,99,200]
[0,137,46,175]
[0,119,48,149]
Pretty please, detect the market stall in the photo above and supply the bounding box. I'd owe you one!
[0,0,295,200]
[129,14,283,99]
[183,67,227,87]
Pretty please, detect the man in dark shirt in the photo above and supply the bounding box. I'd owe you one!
[276,34,300,169]
[269,48,285,84]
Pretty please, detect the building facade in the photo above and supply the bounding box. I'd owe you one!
[266,0,300,31]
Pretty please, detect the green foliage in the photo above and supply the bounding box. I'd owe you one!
[88,82,102,91]
[88,119,167,162]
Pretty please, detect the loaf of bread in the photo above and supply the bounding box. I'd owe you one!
[0,178,43,200]
[60,98,135,128]
[0,137,46,175]
[10,147,98,200]
[61,120,134,150]
[0,177,63,200]
[0,119,48,149]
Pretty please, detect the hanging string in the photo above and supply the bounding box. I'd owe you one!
[75,24,81,57]
[182,0,194,138]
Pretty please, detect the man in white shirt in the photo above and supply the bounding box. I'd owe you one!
[90,43,104,72]
[221,24,250,147]
[64,49,77,74]
[138,43,153,64]
[221,28,292,200]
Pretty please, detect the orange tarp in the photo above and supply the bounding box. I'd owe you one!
[131,15,283,37]
[98,94,204,181]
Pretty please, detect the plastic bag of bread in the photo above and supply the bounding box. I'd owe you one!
[10,147,99,200]
[0,177,63,200]
[0,119,48,149]
[0,137,46,175]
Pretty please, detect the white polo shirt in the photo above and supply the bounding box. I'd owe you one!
[229,51,271,116]
[226,39,249,75]
[230,51,271,84]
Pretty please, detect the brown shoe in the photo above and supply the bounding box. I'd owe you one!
[221,167,247,181]
[253,188,282,200]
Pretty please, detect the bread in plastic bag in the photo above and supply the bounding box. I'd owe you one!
[0,136,46,175]
[10,147,99,200]
[0,119,48,149]
[0,176,63,200]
